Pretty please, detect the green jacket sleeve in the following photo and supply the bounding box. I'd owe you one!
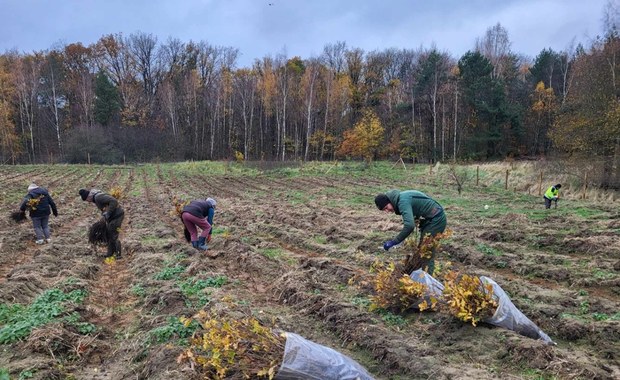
[394,199,415,243]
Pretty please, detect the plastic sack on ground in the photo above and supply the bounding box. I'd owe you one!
[275,332,375,380]
[410,269,445,300]
[480,276,555,345]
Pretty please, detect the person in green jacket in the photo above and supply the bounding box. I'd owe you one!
[543,184,561,209]
[375,190,447,274]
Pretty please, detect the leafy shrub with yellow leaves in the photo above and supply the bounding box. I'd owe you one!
[401,230,452,274]
[26,197,41,211]
[369,262,430,312]
[177,310,285,379]
[109,186,125,200]
[441,271,498,326]
[171,197,189,218]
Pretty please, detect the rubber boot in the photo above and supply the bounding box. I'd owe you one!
[115,241,122,260]
[191,241,199,249]
[197,236,208,251]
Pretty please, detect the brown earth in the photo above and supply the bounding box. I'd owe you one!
[0,163,619,379]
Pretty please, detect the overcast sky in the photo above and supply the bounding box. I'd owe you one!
[0,0,610,67]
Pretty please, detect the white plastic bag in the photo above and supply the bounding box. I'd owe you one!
[275,332,375,380]
[409,269,444,306]
[480,276,555,345]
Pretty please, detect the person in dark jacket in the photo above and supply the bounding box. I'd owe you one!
[79,188,124,259]
[181,198,216,250]
[375,189,447,274]
[19,183,58,244]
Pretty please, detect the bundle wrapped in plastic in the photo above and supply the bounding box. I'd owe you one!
[276,332,375,380]
[480,276,555,345]
[409,269,445,303]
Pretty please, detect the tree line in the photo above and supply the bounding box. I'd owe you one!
[0,13,619,188]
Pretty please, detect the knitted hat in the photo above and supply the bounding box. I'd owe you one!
[27,183,39,191]
[374,194,390,210]
[79,189,89,201]
[206,197,217,208]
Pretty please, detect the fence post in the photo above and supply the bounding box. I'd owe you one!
[582,172,588,199]
[505,169,509,190]
[538,171,543,196]
[87,152,91,165]
[476,166,479,186]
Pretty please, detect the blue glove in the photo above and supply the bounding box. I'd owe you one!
[383,240,397,251]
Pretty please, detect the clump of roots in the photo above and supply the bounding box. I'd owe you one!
[88,219,108,245]
[10,211,27,223]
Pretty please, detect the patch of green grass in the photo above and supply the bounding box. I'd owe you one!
[177,275,227,308]
[0,369,9,380]
[351,296,371,309]
[592,269,615,280]
[519,368,558,380]
[259,247,284,260]
[131,284,147,298]
[312,235,327,244]
[572,207,606,219]
[140,235,166,245]
[476,243,503,256]
[149,316,200,345]
[153,265,186,281]
[0,288,89,344]
[63,312,97,334]
[344,194,372,207]
[19,369,35,380]
[285,190,311,205]
[592,312,609,321]
[380,311,407,327]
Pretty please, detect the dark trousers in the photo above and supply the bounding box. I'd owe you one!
[544,197,557,209]
[419,212,447,275]
[106,213,124,257]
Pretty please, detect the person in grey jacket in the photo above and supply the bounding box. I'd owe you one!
[79,188,124,259]
[19,183,58,244]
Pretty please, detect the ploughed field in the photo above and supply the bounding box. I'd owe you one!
[0,161,618,379]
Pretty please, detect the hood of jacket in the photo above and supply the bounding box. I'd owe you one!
[385,189,401,214]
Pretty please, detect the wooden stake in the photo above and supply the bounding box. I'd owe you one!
[583,172,588,199]
[505,169,509,190]
[87,152,91,165]
[476,166,479,186]
[538,171,543,196]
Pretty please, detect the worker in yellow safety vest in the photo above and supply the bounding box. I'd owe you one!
[544,184,561,209]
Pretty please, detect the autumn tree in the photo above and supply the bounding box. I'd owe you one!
[528,81,556,155]
[0,55,20,163]
[337,109,384,163]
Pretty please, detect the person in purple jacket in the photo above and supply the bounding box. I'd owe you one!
[19,183,58,244]
[181,198,216,250]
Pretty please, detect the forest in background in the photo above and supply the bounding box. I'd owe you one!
[0,4,619,189]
